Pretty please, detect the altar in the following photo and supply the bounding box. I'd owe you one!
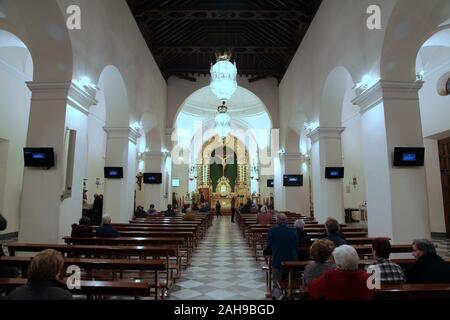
[194,135,251,211]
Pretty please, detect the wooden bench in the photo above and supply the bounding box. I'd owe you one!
[298,283,450,300]
[280,258,450,298]
[0,278,154,300]
[6,243,180,288]
[0,256,166,299]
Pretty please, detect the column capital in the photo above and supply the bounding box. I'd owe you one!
[142,151,166,162]
[67,80,97,116]
[104,127,141,144]
[352,80,424,114]
[26,81,71,100]
[307,127,345,144]
[283,152,303,161]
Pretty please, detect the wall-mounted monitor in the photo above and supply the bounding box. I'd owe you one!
[393,147,425,167]
[104,167,123,179]
[143,172,162,184]
[325,167,344,179]
[172,179,180,187]
[283,175,303,187]
[23,148,55,168]
[267,179,274,188]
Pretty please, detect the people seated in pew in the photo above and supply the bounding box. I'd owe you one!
[256,205,272,225]
[266,213,299,300]
[0,212,19,281]
[95,215,119,238]
[294,219,312,259]
[405,239,450,284]
[134,205,147,218]
[8,249,73,300]
[147,204,158,215]
[323,217,347,248]
[70,216,93,238]
[164,204,176,217]
[199,202,209,213]
[183,208,196,221]
[303,240,336,285]
[308,245,373,300]
[366,238,405,284]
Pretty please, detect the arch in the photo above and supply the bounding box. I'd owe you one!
[173,86,273,131]
[0,29,34,234]
[319,66,355,128]
[97,65,131,127]
[380,0,450,82]
[0,0,73,82]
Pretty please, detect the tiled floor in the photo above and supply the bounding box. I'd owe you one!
[167,216,269,300]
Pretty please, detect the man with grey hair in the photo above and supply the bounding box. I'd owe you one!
[405,239,450,283]
[95,214,119,237]
[266,213,298,299]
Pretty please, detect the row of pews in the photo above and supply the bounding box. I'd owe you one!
[236,211,450,300]
[0,212,211,300]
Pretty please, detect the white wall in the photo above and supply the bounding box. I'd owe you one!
[59,106,88,242]
[342,115,366,210]
[0,47,32,235]
[424,138,446,233]
[85,90,106,203]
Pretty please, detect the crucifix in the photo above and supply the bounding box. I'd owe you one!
[220,137,233,177]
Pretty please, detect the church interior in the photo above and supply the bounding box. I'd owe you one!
[0,0,450,301]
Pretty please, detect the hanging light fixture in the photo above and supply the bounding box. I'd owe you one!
[210,50,237,102]
[215,101,231,138]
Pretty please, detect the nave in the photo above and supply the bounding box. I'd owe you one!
[168,217,267,300]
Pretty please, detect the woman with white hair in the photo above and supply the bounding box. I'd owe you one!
[294,219,312,260]
[308,245,373,300]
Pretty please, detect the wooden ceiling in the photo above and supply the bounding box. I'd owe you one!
[126,0,322,83]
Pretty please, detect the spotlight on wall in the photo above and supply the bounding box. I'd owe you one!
[131,122,142,131]
[277,148,285,155]
[354,74,379,94]
[416,70,425,81]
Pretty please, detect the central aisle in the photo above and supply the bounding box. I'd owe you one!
[169,216,268,300]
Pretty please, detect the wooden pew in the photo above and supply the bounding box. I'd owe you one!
[0,256,166,299]
[280,258,450,298]
[63,236,190,266]
[262,244,413,297]
[7,243,180,288]
[298,283,450,300]
[0,278,154,300]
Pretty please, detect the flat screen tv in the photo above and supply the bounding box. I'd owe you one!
[172,179,180,187]
[23,148,55,168]
[283,175,303,187]
[104,167,123,179]
[267,179,274,188]
[325,167,345,179]
[143,172,162,184]
[393,147,425,167]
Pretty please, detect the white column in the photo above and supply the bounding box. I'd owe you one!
[352,80,430,243]
[142,152,165,211]
[19,82,70,243]
[103,127,139,223]
[307,127,345,223]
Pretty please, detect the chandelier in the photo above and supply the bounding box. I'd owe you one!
[210,50,237,102]
[215,101,231,138]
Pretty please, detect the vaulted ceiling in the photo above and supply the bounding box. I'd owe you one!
[127,0,322,83]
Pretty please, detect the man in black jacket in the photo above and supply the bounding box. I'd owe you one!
[405,238,450,283]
